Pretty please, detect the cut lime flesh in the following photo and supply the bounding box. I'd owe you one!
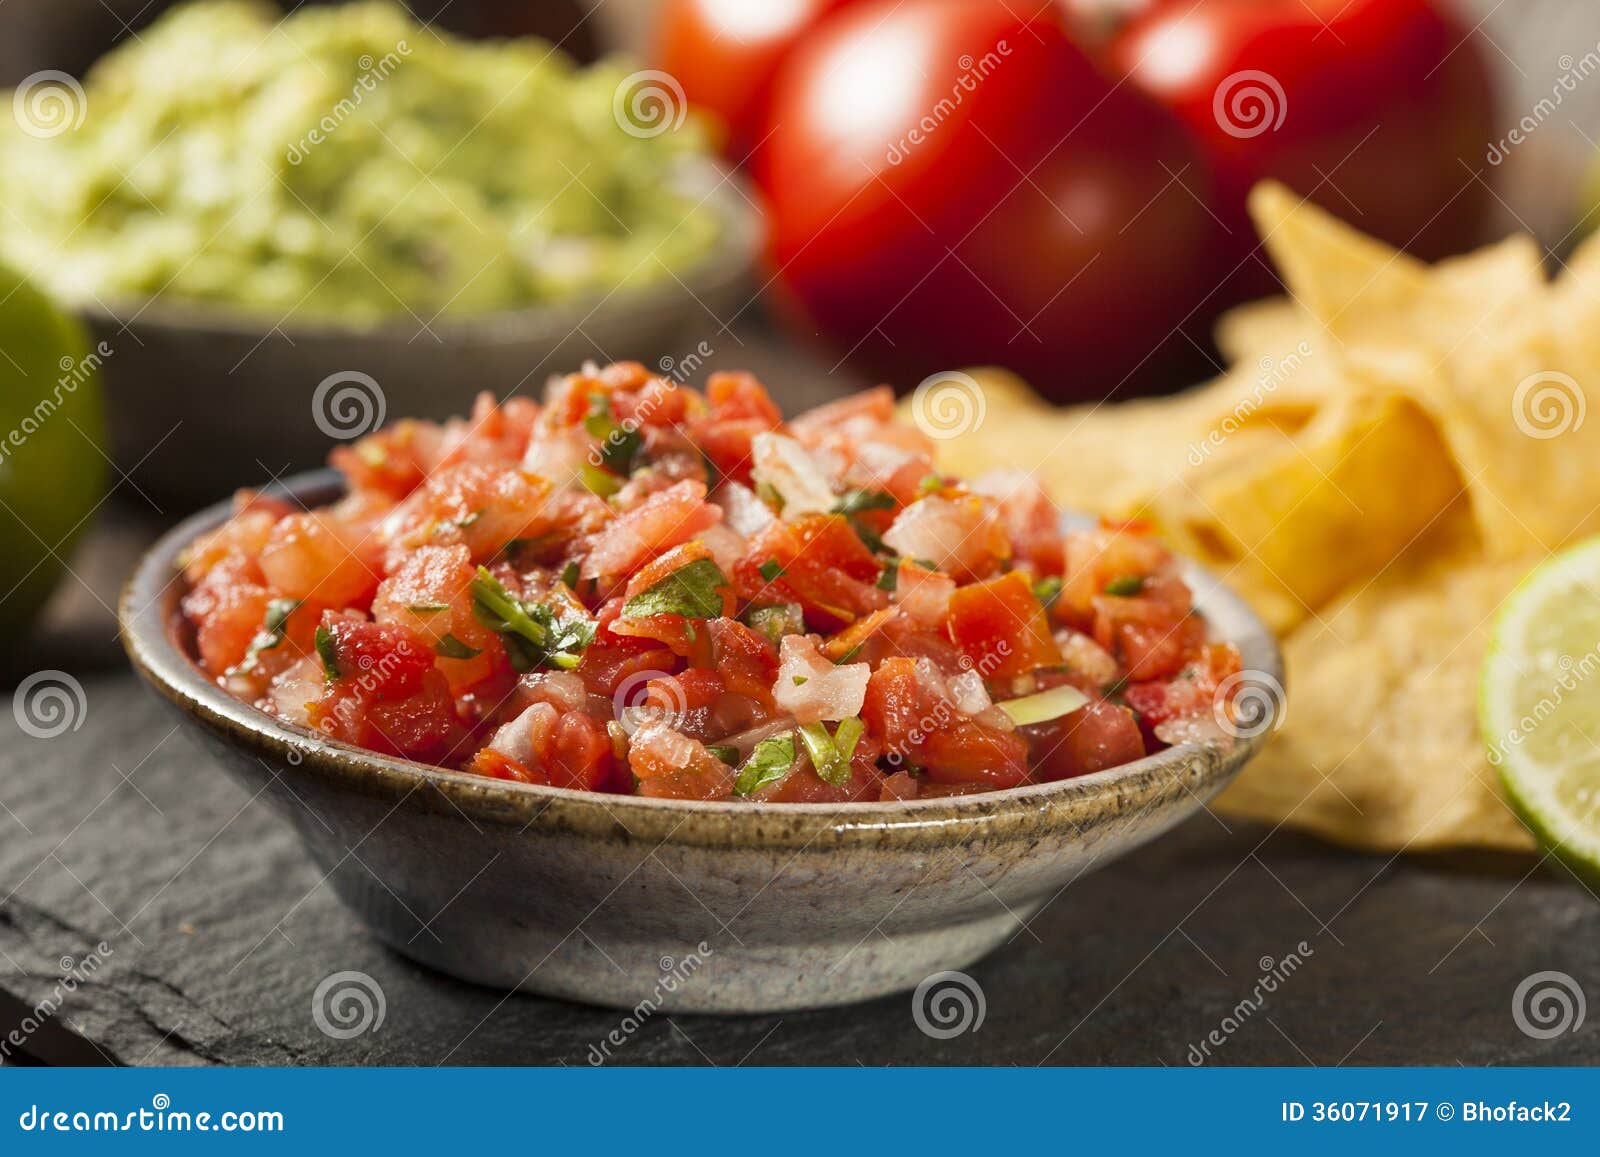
[1481,537,1600,888]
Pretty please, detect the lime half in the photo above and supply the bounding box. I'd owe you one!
[1482,538,1600,888]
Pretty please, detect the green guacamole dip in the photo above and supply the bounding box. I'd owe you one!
[0,1,722,324]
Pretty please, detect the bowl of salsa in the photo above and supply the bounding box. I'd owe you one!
[121,362,1283,1012]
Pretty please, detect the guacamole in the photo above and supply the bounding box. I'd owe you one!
[0,1,722,324]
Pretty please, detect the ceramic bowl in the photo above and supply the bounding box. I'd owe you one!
[120,470,1284,1014]
[81,159,761,507]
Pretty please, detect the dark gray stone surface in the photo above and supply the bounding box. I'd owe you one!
[1,506,1598,1067]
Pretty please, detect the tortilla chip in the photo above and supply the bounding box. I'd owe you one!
[1217,502,1536,852]
[1150,384,1464,635]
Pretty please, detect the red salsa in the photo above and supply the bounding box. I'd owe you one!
[179,363,1240,802]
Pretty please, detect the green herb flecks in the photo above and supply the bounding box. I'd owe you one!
[877,558,900,593]
[832,489,896,516]
[229,597,302,677]
[621,558,729,620]
[584,393,644,474]
[313,624,341,682]
[1033,575,1063,610]
[1103,575,1146,597]
[758,559,784,583]
[434,633,483,660]
[470,566,595,672]
[706,744,739,766]
[733,733,797,795]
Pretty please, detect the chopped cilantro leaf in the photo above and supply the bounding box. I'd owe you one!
[1033,575,1063,610]
[470,567,595,672]
[706,744,740,765]
[758,559,784,583]
[1104,575,1145,597]
[434,633,483,660]
[832,489,896,516]
[621,558,729,620]
[313,625,341,682]
[560,561,581,590]
[877,558,900,592]
[733,733,797,795]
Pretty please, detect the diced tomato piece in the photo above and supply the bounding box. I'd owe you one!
[863,657,925,766]
[628,720,735,800]
[733,515,887,630]
[705,618,779,708]
[946,570,1061,681]
[922,719,1030,789]
[258,512,382,608]
[1026,700,1147,782]
[581,479,721,581]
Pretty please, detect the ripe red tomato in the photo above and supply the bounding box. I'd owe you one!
[1110,0,1496,302]
[756,0,1214,400]
[654,0,859,162]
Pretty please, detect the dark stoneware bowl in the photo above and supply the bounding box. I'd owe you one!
[119,470,1284,1013]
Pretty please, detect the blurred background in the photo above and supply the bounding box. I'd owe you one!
[1,0,1599,652]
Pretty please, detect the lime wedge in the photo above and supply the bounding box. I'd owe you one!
[1481,538,1600,888]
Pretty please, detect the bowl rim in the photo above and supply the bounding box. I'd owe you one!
[119,468,1285,849]
[71,157,762,344]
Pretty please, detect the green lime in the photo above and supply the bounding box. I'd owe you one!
[1481,537,1600,888]
[0,263,107,639]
